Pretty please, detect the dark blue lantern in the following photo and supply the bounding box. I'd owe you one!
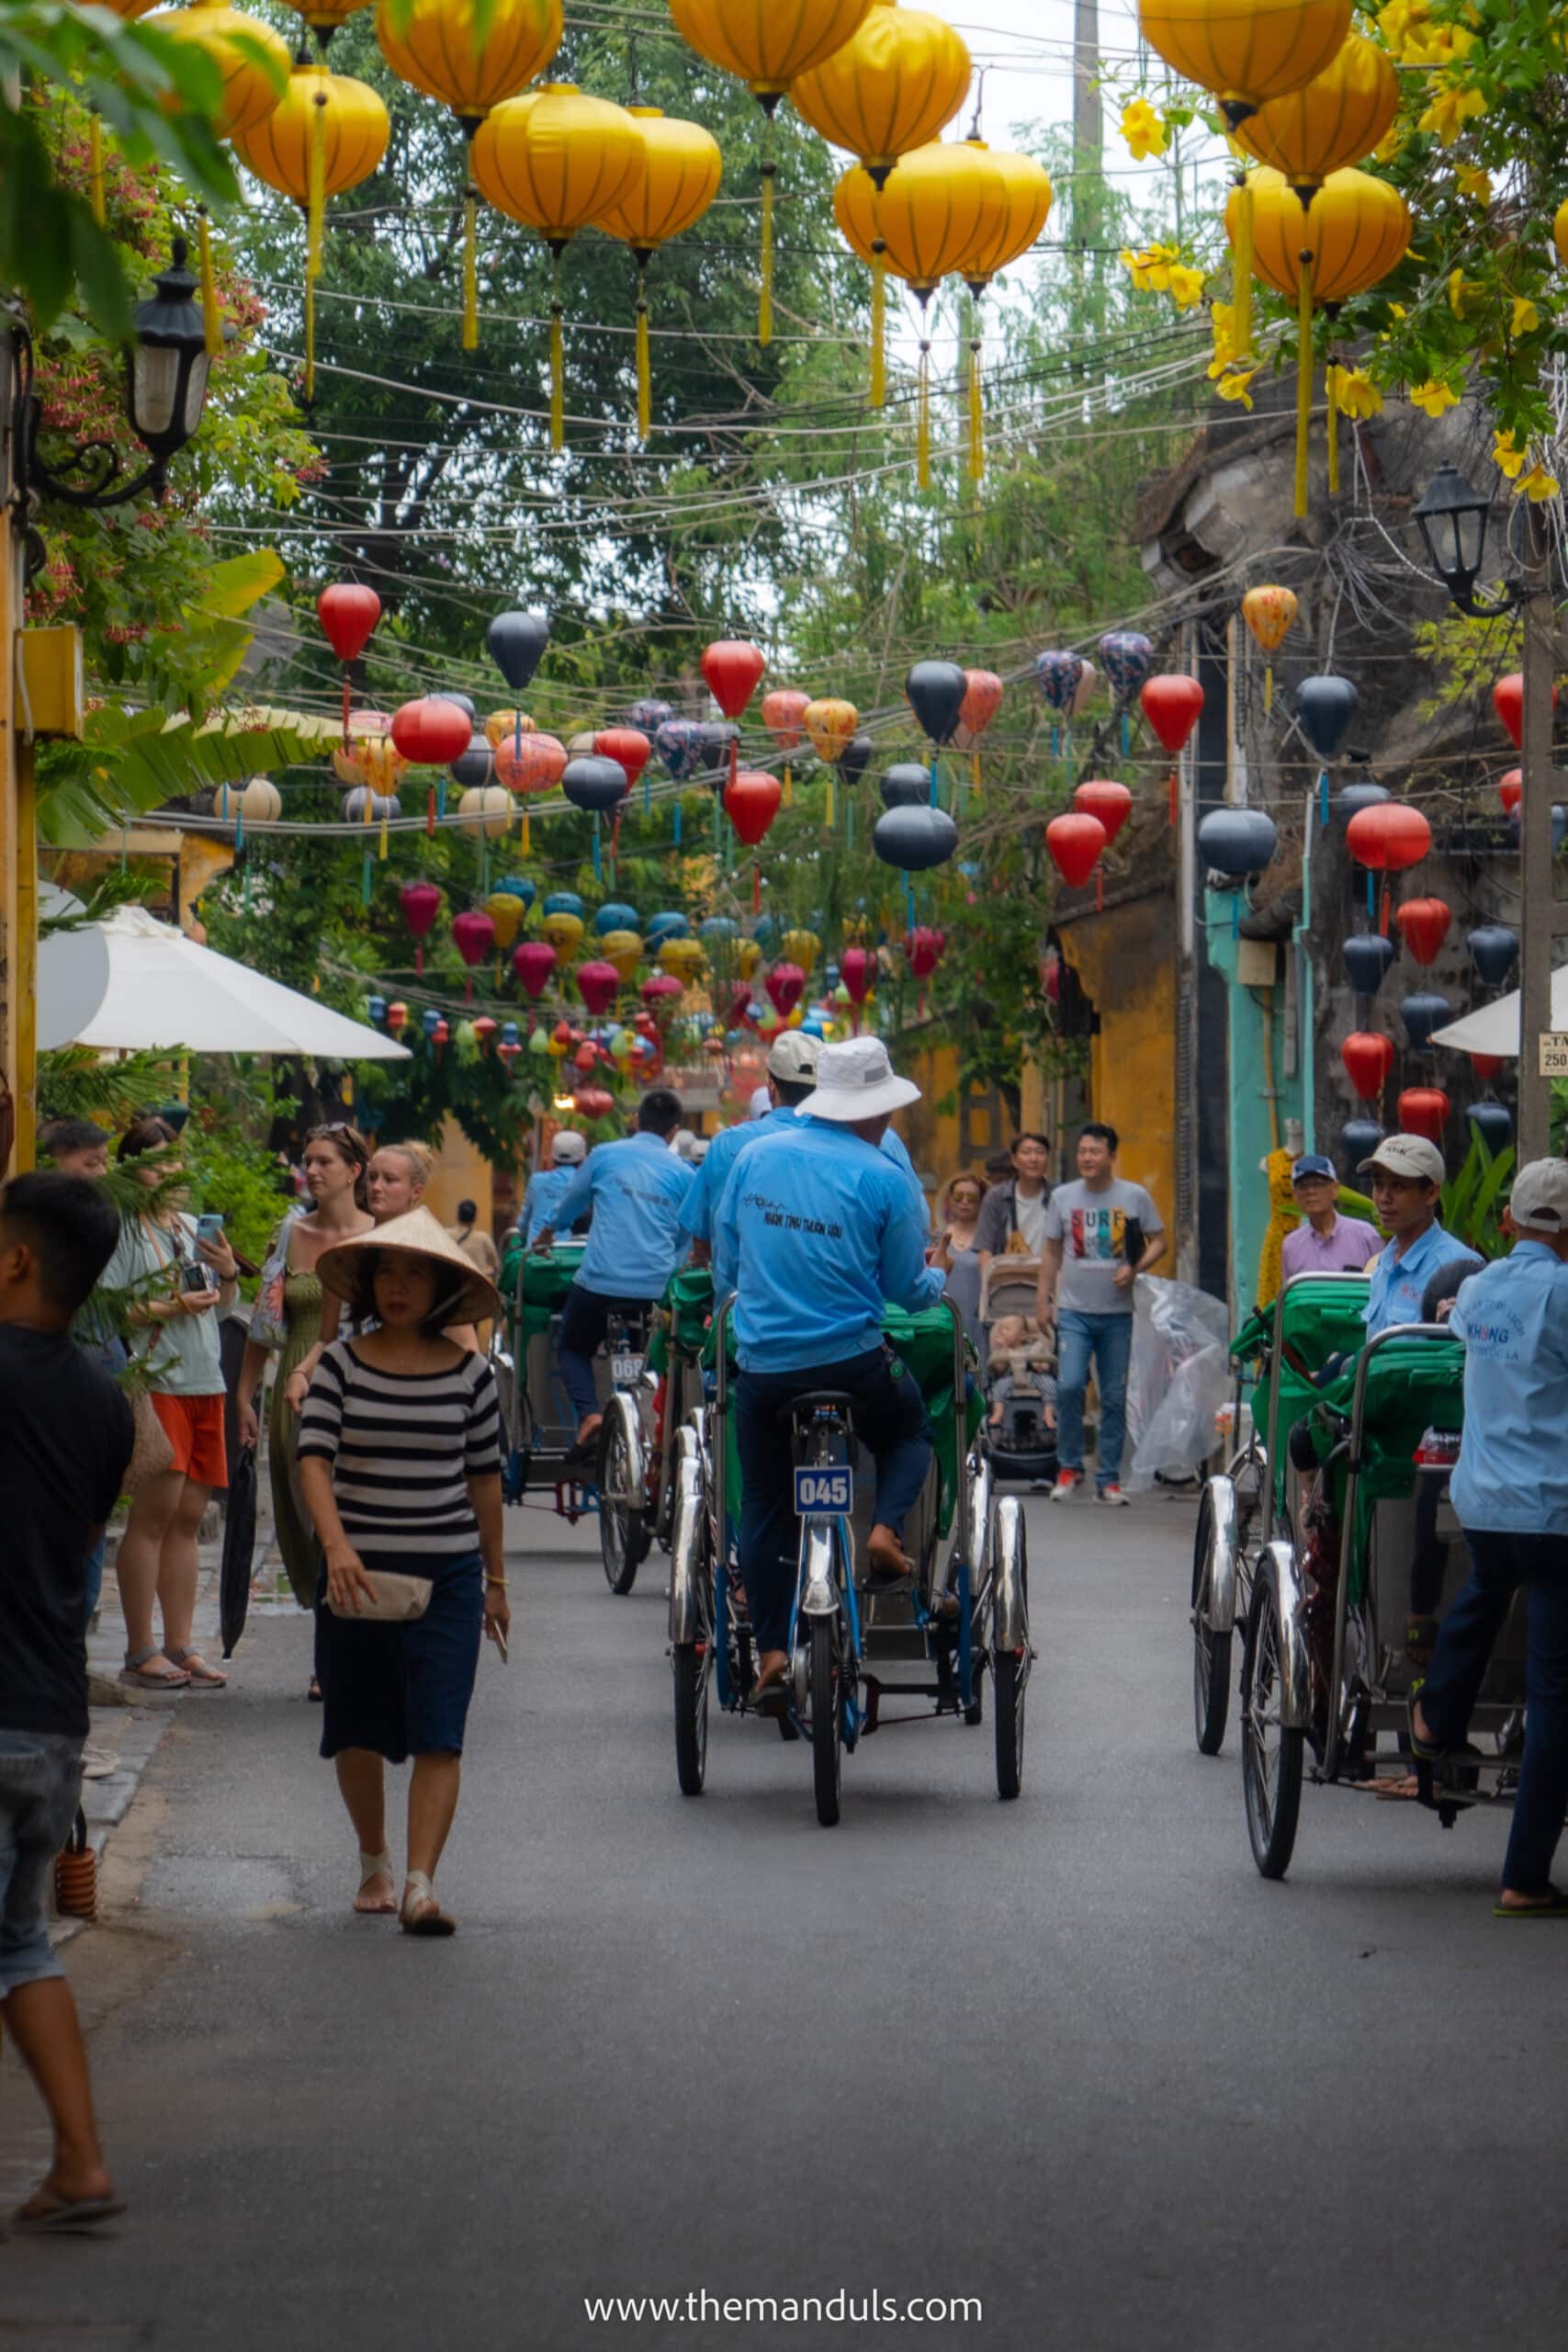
[1296,674,1359,762]
[838,729,874,783]
[905,660,967,745]
[500,1020,521,1048]
[367,994,387,1026]
[561,756,628,814]
[1198,807,1278,875]
[421,1006,442,1038]
[881,762,930,808]
[543,890,585,920]
[698,721,738,784]
[485,609,550,693]
[496,875,536,910]
[647,910,690,943]
[1467,924,1518,987]
[594,901,639,936]
[1343,933,1396,995]
[873,804,960,872]
[1340,1117,1384,1175]
[1401,991,1451,1050]
[449,729,494,792]
[1468,1101,1513,1152]
[438,691,476,721]
[1337,778,1389,823]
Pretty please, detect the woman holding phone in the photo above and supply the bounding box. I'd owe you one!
[100,1117,238,1691]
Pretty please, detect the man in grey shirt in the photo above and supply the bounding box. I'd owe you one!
[1036,1122,1165,1504]
[974,1132,1052,1269]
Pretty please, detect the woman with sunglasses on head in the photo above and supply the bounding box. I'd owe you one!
[238,1126,376,1635]
[929,1169,989,1350]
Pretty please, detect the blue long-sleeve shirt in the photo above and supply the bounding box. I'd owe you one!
[519,1166,589,1245]
[1450,1240,1568,1534]
[716,1118,943,1372]
[695,1106,928,1272]
[547,1131,693,1299]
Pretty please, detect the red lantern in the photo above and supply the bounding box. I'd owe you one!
[840,948,873,1008]
[513,939,557,1000]
[1141,673,1204,825]
[1341,1030,1394,1102]
[574,1086,615,1120]
[385,1000,408,1034]
[452,908,496,1003]
[575,959,621,1017]
[904,926,941,979]
[400,879,441,975]
[390,697,471,768]
[431,1017,450,1054]
[1045,811,1107,890]
[574,1040,600,1074]
[765,962,806,1017]
[594,727,649,793]
[702,639,765,719]
[1397,1086,1450,1144]
[641,972,684,1018]
[1394,897,1451,967]
[1073,779,1133,846]
[762,688,809,746]
[1347,802,1432,934]
[1470,1051,1504,1081]
[317,583,382,738]
[727,981,754,1029]
[497,1041,521,1070]
[955,670,1004,787]
[471,1015,498,1052]
[1498,768,1522,815]
[724,769,783,912]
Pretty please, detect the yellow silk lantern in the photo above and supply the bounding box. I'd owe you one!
[595,107,722,440]
[804,695,858,826]
[149,2,290,345]
[232,62,389,399]
[375,0,561,349]
[781,927,820,972]
[790,5,971,187]
[1554,198,1568,268]
[540,906,586,954]
[956,139,1052,478]
[659,935,706,985]
[1138,0,1352,123]
[737,938,762,979]
[1240,582,1299,710]
[470,84,645,448]
[600,929,645,982]
[485,707,536,747]
[669,0,874,344]
[1232,35,1398,191]
[288,0,374,42]
[485,889,527,949]
[1227,165,1410,512]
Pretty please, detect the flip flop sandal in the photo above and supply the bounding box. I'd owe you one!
[1406,1680,1446,1762]
[118,1648,189,1691]
[354,1850,398,1915]
[167,1649,227,1690]
[8,2192,128,2237]
[1495,1888,1568,1918]
[400,1871,457,1937]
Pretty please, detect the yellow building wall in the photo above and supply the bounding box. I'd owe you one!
[1057,900,1177,1241]
[424,1115,497,1235]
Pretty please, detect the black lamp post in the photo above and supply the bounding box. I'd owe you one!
[1412,461,1525,618]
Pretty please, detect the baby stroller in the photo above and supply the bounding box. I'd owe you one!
[977,1257,1058,1486]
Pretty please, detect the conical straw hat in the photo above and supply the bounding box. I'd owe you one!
[316,1204,502,1329]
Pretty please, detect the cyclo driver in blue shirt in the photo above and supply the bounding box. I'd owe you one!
[534,1089,693,1462]
[518,1128,588,1243]
[716,1038,944,1713]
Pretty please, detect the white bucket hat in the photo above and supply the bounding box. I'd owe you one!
[797,1037,920,1123]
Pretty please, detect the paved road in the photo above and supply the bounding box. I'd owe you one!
[6,1487,1566,2351]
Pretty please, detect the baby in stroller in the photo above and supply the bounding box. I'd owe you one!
[983,1313,1058,1486]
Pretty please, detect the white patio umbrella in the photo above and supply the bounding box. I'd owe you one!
[1430,967,1568,1059]
[38,904,411,1058]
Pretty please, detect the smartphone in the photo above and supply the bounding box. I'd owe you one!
[196,1213,225,1244]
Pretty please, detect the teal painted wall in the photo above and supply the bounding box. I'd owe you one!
[1205,893,1309,1316]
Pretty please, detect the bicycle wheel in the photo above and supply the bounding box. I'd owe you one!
[1241,1572,1303,1879]
[993,1650,1025,1800]
[809,1618,841,1828]
[598,1414,644,1596]
[1191,1491,1233,1758]
[672,1644,708,1795]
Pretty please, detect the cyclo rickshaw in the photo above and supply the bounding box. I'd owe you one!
[496,1231,660,1593]
[667,1283,1032,1824]
[1197,1275,1529,1879]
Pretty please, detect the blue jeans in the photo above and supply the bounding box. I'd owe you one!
[1420,1528,1568,1896]
[734,1347,931,1654]
[1055,1308,1134,1488]
[0,1730,82,1996]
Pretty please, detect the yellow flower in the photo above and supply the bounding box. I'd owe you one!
[1119,99,1168,162]
[1514,463,1561,504]
[1214,366,1258,409]
[1417,82,1488,143]
[1167,264,1206,311]
[1410,377,1461,417]
[1374,124,1404,162]
[1120,241,1179,294]
[1388,303,1407,321]
[1207,300,1245,374]
[1455,163,1492,202]
[1493,429,1526,479]
[1512,295,1541,337]
[1327,364,1382,420]
[1376,0,1431,58]
[1447,267,1472,315]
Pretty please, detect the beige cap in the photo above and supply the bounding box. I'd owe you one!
[1358,1134,1445,1187]
[316,1204,501,1328]
[766,1030,821,1082]
[1510,1158,1568,1233]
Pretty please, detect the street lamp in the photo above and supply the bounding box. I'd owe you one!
[1412,462,1525,619]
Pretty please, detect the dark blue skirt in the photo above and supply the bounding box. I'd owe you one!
[316,1552,485,1764]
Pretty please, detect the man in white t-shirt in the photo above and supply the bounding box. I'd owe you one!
[1036,1122,1165,1505]
[974,1132,1051,1270]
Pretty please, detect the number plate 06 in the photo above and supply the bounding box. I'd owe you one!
[610,1353,645,1384]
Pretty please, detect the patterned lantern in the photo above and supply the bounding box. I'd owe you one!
[1240,584,1298,710]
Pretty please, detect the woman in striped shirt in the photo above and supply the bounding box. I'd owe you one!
[299,1209,508,1937]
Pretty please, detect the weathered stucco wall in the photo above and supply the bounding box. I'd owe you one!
[1057,893,1178,1237]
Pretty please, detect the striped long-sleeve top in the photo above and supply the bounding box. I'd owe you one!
[297,1340,502,1567]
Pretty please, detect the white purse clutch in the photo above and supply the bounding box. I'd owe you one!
[327,1571,433,1622]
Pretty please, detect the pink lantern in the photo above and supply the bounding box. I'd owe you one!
[765,962,806,1017]
[452,908,496,1004]
[575,959,621,1017]
[513,939,557,999]
[400,879,441,975]
[641,972,684,1019]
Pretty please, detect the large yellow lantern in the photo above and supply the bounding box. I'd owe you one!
[595,107,723,439]
[956,139,1053,478]
[231,61,389,398]
[781,927,820,972]
[600,928,645,983]
[669,0,875,344]
[470,84,645,447]
[1240,583,1298,710]
[288,0,375,47]
[659,935,706,986]
[1227,166,1410,512]
[790,2,970,188]
[1138,0,1352,125]
[540,905,586,954]
[146,2,290,346]
[376,0,561,347]
[1232,35,1398,192]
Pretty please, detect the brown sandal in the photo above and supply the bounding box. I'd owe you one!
[168,1648,227,1690]
[118,1648,189,1690]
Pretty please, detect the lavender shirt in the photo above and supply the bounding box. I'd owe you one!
[1280,1214,1382,1282]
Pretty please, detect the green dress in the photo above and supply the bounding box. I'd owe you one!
[269,1265,324,1608]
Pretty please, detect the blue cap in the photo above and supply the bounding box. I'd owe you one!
[1292,1153,1336,1182]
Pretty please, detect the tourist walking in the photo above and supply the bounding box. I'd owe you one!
[974,1133,1052,1269]
[1036,1121,1165,1505]
[930,1169,989,1348]
[0,1174,134,2233]
[100,1116,238,1690]
[237,1125,374,1610]
[298,1208,506,1935]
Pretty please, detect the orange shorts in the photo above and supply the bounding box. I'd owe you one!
[150,1391,228,1489]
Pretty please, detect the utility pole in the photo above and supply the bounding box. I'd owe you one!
[1071,0,1102,324]
[1517,505,1567,1162]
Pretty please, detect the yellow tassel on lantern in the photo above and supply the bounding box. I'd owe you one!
[917,340,931,491]
[378,806,389,858]
[1264,662,1274,715]
[824,770,835,829]
[971,751,981,792]
[307,88,328,281]
[88,114,105,228]
[759,157,776,347]
[1294,255,1313,519]
[197,208,221,357]
[635,275,651,444]
[967,339,984,482]
[870,248,886,407]
[304,271,315,404]
[521,806,531,854]
[1230,165,1254,363]
[783,762,793,808]
[1326,357,1340,496]
[463,187,478,351]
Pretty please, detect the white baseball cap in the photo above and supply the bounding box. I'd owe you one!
[766,1030,821,1082]
[1510,1158,1568,1232]
[1358,1134,1445,1187]
[748,1085,772,1119]
[796,1037,920,1123]
[551,1130,587,1165]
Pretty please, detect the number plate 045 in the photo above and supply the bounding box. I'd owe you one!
[795,1466,852,1514]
